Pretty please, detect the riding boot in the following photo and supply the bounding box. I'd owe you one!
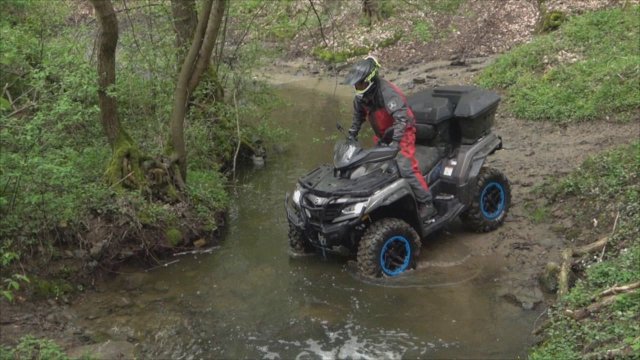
[418,202,437,220]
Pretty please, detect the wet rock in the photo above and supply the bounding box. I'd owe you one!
[193,238,207,248]
[502,285,544,310]
[251,155,265,167]
[153,281,170,293]
[90,241,107,258]
[115,296,134,308]
[121,272,149,291]
[539,262,560,293]
[413,77,426,84]
[67,340,135,360]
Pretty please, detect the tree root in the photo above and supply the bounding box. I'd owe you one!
[558,248,573,297]
[564,282,639,321]
[557,235,613,297]
[583,344,635,360]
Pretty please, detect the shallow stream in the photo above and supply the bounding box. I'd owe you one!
[73,79,538,359]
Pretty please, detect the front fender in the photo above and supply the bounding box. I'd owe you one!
[364,179,414,214]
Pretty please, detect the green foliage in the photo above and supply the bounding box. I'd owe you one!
[0,0,291,300]
[31,278,73,299]
[530,143,640,358]
[477,7,640,123]
[0,336,69,360]
[312,46,369,64]
[165,228,183,247]
[553,142,639,207]
[312,31,402,63]
[539,10,567,33]
[412,21,433,42]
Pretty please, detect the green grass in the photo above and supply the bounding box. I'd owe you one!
[477,6,640,123]
[530,142,640,358]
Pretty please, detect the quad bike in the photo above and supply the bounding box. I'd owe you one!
[285,86,511,278]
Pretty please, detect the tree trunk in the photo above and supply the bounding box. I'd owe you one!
[89,0,121,147]
[90,0,145,188]
[362,0,382,26]
[168,0,227,182]
[170,0,197,66]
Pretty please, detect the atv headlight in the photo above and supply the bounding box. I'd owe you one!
[292,185,302,205]
[342,201,367,215]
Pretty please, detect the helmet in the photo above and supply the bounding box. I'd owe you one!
[343,56,380,99]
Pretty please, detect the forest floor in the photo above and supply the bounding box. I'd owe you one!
[1,0,637,356]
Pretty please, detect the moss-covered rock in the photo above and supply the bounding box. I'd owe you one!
[165,227,183,247]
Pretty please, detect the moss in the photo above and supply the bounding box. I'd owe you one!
[165,227,183,247]
[379,31,403,48]
[539,10,566,33]
[104,130,147,189]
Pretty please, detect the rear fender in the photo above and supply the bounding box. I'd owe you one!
[453,133,502,203]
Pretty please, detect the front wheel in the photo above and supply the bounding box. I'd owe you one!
[288,222,314,256]
[357,218,421,278]
[462,167,511,232]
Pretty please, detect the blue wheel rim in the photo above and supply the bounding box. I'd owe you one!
[380,235,411,276]
[480,181,505,220]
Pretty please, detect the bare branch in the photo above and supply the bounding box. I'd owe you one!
[308,0,329,48]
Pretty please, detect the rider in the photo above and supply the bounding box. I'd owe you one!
[343,55,437,220]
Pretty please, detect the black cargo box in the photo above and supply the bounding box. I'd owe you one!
[407,89,453,144]
[433,86,500,144]
[407,86,500,145]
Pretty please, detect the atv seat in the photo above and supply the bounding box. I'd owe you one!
[415,145,444,175]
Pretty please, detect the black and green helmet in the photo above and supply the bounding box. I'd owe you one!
[343,56,381,98]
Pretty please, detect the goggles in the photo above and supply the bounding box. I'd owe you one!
[354,80,373,95]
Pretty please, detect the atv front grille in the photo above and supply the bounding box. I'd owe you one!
[302,196,343,223]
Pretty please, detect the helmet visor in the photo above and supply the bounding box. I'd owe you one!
[354,80,370,91]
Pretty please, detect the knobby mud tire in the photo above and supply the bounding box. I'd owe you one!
[357,218,421,278]
[462,167,511,233]
[288,222,314,255]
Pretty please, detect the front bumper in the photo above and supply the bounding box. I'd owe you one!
[285,193,363,252]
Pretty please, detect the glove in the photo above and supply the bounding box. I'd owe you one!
[348,129,358,141]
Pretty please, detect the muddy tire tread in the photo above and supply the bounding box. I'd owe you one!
[288,223,313,254]
[357,218,420,278]
[462,167,511,233]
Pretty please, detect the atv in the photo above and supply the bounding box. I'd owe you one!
[285,85,511,278]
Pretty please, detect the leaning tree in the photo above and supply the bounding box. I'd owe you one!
[89,0,227,196]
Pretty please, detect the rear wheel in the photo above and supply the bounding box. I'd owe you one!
[462,167,511,232]
[357,218,421,278]
[288,222,314,255]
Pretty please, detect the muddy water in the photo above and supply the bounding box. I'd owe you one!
[73,79,539,359]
